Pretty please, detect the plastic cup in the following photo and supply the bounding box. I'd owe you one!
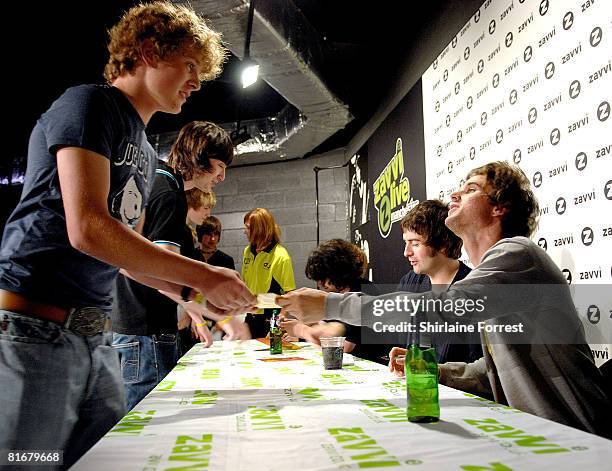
[320,336,345,369]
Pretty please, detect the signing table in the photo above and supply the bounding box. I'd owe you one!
[74,340,611,470]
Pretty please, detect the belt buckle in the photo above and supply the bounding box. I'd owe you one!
[65,307,107,336]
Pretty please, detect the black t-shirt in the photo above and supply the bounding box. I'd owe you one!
[0,85,155,311]
[206,250,235,270]
[111,161,188,335]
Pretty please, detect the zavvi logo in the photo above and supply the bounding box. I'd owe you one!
[590,27,602,47]
[452,36,457,48]
[569,80,581,99]
[524,45,533,62]
[492,73,500,88]
[545,61,555,79]
[563,11,574,31]
[597,101,610,122]
[457,129,463,142]
[455,82,460,94]
[509,89,518,105]
[581,226,594,246]
[575,152,587,171]
[435,101,440,112]
[464,47,470,60]
[470,147,476,160]
[489,20,496,35]
[561,268,572,284]
[537,237,547,251]
[505,32,513,48]
[533,171,543,188]
[448,161,454,173]
[474,9,481,23]
[539,0,549,16]
[467,96,473,109]
[513,149,521,164]
[437,145,442,157]
[433,59,438,69]
[587,305,600,325]
[481,112,488,125]
[550,128,561,146]
[496,129,504,144]
[478,59,484,73]
[604,180,612,200]
[439,190,444,199]
[443,69,449,81]
[556,197,567,215]
[446,114,451,127]
[528,107,537,124]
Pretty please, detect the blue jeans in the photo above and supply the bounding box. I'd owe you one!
[0,310,125,469]
[112,333,180,411]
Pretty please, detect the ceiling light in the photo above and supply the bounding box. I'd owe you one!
[241,62,259,88]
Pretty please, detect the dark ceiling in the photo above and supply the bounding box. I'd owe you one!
[5,0,450,166]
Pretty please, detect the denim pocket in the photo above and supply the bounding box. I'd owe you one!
[112,336,140,383]
[0,311,63,344]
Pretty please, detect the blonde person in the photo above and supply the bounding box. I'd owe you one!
[242,208,295,338]
[0,3,254,464]
[186,188,216,247]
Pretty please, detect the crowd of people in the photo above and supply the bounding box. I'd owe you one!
[0,1,609,467]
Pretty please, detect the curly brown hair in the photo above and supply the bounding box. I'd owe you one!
[467,161,539,238]
[305,239,368,291]
[168,121,233,181]
[104,1,227,83]
[401,200,462,259]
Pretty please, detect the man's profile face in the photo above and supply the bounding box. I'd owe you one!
[402,230,437,276]
[316,279,348,294]
[446,174,495,234]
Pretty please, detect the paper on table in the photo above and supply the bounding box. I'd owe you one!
[255,293,282,310]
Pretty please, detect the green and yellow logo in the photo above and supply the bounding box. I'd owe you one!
[360,399,406,423]
[108,410,156,436]
[326,427,401,468]
[165,434,213,470]
[192,390,218,407]
[373,138,414,238]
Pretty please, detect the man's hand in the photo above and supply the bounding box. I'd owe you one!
[279,318,305,339]
[219,318,251,340]
[198,266,257,315]
[276,287,327,324]
[191,321,213,348]
[388,347,406,377]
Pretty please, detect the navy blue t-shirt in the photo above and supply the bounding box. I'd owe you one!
[0,84,156,311]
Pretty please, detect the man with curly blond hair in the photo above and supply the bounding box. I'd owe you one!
[0,2,254,465]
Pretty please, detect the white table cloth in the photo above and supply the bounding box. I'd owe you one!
[74,340,612,470]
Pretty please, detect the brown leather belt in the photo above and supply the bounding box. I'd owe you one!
[0,289,69,323]
[0,289,109,336]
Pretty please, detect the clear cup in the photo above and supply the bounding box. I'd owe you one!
[320,336,345,369]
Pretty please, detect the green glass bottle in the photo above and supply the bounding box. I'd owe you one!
[406,343,439,423]
[269,308,283,354]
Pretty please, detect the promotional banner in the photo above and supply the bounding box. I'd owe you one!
[422,0,611,363]
[351,81,427,284]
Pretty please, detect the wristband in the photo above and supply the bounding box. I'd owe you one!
[181,285,192,302]
[217,316,232,326]
[194,292,205,304]
[195,322,206,327]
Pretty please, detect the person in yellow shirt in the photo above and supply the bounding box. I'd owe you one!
[242,208,295,338]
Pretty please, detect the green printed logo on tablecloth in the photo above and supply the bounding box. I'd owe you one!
[236,360,254,369]
[108,410,156,436]
[343,364,377,372]
[381,380,406,397]
[460,463,513,471]
[201,368,220,380]
[192,390,218,407]
[324,427,401,468]
[298,387,325,401]
[463,393,520,414]
[163,434,213,470]
[464,418,574,454]
[240,376,263,388]
[154,380,176,392]
[247,405,286,430]
[321,373,352,385]
[360,399,407,423]
[274,366,294,375]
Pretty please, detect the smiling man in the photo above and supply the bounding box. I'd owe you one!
[0,2,254,465]
[278,161,610,437]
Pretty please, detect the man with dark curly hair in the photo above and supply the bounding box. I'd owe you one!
[305,239,368,292]
[279,161,610,437]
